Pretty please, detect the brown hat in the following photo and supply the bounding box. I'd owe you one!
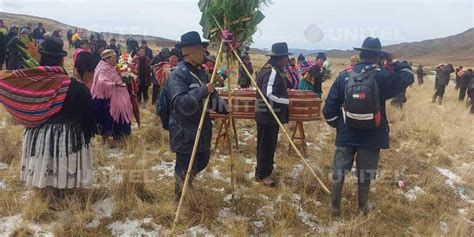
[101,49,116,59]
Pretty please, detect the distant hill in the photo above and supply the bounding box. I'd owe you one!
[1,12,177,47]
[324,28,474,65]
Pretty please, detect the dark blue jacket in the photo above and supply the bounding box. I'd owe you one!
[323,61,414,149]
[167,61,227,153]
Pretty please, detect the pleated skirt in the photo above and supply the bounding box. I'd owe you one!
[20,124,93,189]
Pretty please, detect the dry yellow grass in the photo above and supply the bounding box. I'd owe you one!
[0,53,473,236]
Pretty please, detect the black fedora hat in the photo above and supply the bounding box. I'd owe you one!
[39,37,67,58]
[354,37,389,55]
[176,31,209,49]
[266,42,293,57]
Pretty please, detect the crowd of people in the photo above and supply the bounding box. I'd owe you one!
[0,19,472,218]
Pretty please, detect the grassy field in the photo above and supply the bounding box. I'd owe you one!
[0,49,473,236]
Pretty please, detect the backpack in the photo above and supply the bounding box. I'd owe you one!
[342,66,381,130]
[157,82,171,130]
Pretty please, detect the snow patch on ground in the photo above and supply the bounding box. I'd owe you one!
[290,194,320,231]
[291,164,305,178]
[0,179,6,190]
[244,158,255,165]
[0,214,54,237]
[86,198,115,228]
[436,167,474,204]
[436,167,462,187]
[107,217,162,236]
[0,162,8,170]
[209,168,231,183]
[105,148,124,159]
[183,225,214,237]
[404,186,425,202]
[96,166,123,184]
[151,160,175,179]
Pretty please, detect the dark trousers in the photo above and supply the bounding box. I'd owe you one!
[332,146,380,184]
[434,84,446,98]
[151,84,160,105]
[174,151,210,199]
[175,151,210,180]
[470,90,474,114]
[417,75,424,85]
[459,86,468,101]
[256,123,279,180]
[138,85,149,103]
[331,146,380,212]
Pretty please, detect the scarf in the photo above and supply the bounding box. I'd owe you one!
[0,66,71,128]
[285,65,299,89]
[91,60,133,123]
[154,62,174,86]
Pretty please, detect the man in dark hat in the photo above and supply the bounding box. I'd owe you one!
[254,42,292,186]
[165,31,227,201]
[323,37,414,216]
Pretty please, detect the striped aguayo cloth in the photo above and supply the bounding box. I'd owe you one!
[0,66,71,128]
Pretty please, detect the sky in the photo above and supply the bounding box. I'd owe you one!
[0,0,473,50]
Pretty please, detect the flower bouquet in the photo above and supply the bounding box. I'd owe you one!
[117,51,137,86]
[116,51,140,127]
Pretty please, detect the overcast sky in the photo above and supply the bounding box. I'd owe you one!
[1,0,473,50]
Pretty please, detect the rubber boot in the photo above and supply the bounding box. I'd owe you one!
[358,180,371,215]
[331,180,344,217]
[438,96,443,105]
[432,94,437,103]
[174,174,185,203]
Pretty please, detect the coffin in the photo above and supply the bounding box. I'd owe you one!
[209,88,322,121]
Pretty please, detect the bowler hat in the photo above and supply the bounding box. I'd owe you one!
[354,37,389,55]
[266,42,293,57]
[39,37,67,58]
[176,31,209,49]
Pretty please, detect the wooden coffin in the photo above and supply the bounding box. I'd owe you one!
[209,89,322,121]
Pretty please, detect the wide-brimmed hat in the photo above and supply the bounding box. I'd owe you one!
[176,31,209,49]
[101,49,116,59]
[354,37,389,55]
[266,42,293,57]
[39,37,67,58]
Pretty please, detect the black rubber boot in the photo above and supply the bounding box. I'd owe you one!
[174,174,185,203]
[331,180,344,217]
[358,180,371,215]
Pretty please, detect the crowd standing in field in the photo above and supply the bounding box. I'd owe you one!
[0,20,473,216]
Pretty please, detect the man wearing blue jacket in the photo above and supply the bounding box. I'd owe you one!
[323,37,414,216]
[166,31,227,201]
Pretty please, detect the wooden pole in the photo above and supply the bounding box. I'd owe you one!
[230,49,330,194]
[226,58,236,200]
[172,40,225,232]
